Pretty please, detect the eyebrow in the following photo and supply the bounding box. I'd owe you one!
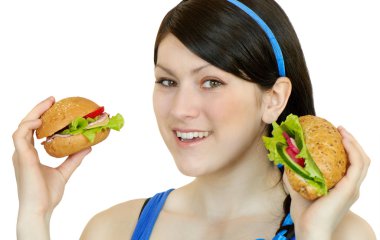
[155,63,211,76]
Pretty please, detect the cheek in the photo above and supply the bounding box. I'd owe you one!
[206,92,264,153]
[206,92,260,126]
[153,91,171,120]
[153,91,173,142]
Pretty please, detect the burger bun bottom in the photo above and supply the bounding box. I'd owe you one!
[286,167,322,200]
[43,128,110,158]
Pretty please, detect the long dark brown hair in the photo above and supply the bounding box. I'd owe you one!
[154,0,316,234]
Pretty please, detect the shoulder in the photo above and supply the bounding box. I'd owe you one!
[333,211,376,240]
[80,198,147,240]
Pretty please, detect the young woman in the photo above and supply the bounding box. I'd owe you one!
[13,0,375,239]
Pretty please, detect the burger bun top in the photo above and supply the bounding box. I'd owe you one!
[299,115,348,190]
[36,97,99,139]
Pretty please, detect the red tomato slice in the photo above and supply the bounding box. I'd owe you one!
[286,147,305,167]
[85,106,105,119]
[283,131,305,167]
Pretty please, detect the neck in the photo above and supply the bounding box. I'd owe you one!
[178,144,286,221]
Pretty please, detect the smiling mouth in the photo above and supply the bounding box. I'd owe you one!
[175,131,210,142]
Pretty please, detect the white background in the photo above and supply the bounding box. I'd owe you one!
[1,0,379,239]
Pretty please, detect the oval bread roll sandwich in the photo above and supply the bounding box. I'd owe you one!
[263,114,348,200]
[36,97,124,158]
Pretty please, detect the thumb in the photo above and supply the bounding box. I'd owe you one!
[57,148,92,183]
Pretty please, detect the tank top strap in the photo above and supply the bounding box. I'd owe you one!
[131,189,174,240]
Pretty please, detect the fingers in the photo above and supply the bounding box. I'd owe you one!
[21,96,55,123]
[333,126,371,201]
[13,97,55,167]
[56,148,92,183]
[12,119,42,175]
[338,126,370,183]
[13,119,42,150]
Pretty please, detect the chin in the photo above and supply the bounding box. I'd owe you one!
[173,157,209,177]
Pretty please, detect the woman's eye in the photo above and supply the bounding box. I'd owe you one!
[156,79,177,87]
[202,79,223,89]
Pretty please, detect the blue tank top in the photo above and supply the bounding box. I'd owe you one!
[131,189,295,240]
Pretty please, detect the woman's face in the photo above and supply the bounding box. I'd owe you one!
[153,34,267,177]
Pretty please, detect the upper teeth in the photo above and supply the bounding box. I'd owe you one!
[176,131,209,140]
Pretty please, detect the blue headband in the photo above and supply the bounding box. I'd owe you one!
[227,0,286,77]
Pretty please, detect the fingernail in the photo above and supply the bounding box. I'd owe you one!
[46,96,55,102]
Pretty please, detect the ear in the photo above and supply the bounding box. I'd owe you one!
[262,77,292,124]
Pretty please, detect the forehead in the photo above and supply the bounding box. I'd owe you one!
[156,33,210,68]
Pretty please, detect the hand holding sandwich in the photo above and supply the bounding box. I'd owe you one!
[285,127,371,239]
[12,97,91,239]
[12,96,124,240]
[263,114,372,238]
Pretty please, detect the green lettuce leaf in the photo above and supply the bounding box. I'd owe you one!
[59,113,125,143]
[262,114,327,195]
[82,128,99,143]
[106,113,124,131]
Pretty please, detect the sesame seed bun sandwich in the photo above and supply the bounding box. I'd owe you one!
[263,114,348,200]
[36,97,124,158]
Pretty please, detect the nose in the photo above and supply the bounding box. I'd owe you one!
[170,85,201,120]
